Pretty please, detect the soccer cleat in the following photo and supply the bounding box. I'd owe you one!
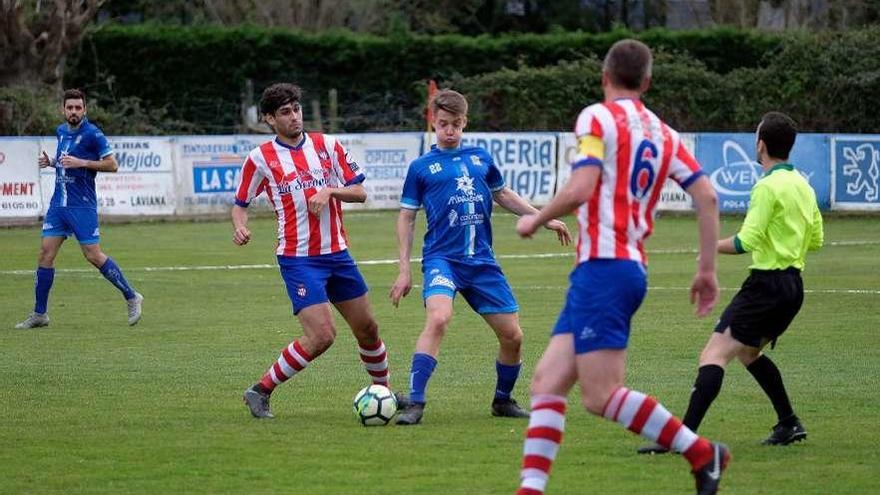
[762,419,807,445]
[396,403,425,425]
[127,292,144,326]
[693,442,730,495]
[14,312,49,329]
[243,385,274,419]
[394,392,411,411]
[491,397,530,418]
[637,442,671,455]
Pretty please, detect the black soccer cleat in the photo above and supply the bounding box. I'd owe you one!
[396,402,425,425]
[243,385,274,419]
[693,442,730,495]
[637,442,671,455]
[762,419,807,445]
[394,392,411,411]
[491,397,530,418]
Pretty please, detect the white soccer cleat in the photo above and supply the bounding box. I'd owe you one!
[15,312,50,329]
[127,292,144,326]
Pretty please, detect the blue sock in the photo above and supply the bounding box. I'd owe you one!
[34,266,55,314]
[494,361,522,401]
[99,257,136,300]
[409,353,437,404]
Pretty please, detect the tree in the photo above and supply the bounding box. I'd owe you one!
[0,0,104,88]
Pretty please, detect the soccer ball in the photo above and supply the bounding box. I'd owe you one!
[353,384,397,426]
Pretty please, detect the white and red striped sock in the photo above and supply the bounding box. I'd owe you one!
[603,386,713,470]
[517,394,567,495]
[259,340,313,392]
[359,339,390,387]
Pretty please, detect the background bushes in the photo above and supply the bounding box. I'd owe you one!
[32,26,880,134]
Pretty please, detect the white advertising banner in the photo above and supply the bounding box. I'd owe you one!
[38,137,176,216]
[97,137,175,215]
[0,138,42,219]
[174,135,270,215]
[555,132,696,211]
[460,133,557,205]
[336,133,422,210]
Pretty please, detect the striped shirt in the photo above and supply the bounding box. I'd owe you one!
[571,98,703,265]
[234,133,364,257]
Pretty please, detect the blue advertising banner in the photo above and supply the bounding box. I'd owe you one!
[832,136,880,210]
[695,133,831,211]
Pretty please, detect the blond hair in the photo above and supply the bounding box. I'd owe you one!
[431,89,468,116]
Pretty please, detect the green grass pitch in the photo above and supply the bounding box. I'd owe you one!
[1,212,878,494]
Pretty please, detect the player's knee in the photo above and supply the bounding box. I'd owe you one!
[425,310,452,334]
[38,247,56,266]
[497,327,523,351]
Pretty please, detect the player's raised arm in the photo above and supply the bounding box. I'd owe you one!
[516,166,599,241]
[493,187,571,246]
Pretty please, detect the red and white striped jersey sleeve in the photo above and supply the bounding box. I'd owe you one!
[571,104,607,170]
[327,136,365,186]
[665,128,704,190]
[234,154,268,207]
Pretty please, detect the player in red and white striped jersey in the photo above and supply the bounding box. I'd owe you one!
[514,40,729,495]
[232,83,396,419]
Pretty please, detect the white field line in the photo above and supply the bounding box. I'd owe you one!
[2,244,879,296]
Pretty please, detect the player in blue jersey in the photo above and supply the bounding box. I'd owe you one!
[390,89,571,425]
[15,89,143,329]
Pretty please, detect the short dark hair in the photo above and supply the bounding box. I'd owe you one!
[431,89,468,117]
[260,83,302,116]
[603,39,653,91]
[63,88,86,105]
[758,112,798,160]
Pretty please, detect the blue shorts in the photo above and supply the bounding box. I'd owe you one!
[422,257,518,314]
[42,206,100,245]
[552,259,647,354]
[278,250,369,315]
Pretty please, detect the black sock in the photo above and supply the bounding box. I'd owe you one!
[747,354,796,425]
[253,383,271,395]
[682,364,725,432]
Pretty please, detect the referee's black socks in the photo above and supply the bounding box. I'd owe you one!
[682,364,725,432]
[747,354,796,425]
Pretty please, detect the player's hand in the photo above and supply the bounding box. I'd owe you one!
[233,226,251,246]
[690,270,719,317]
[516,214,540,239]
[60,154,86,169]
[38,151,51,168]
[389,272,412,308]
[308,189,331,215]
[543,219,572,246]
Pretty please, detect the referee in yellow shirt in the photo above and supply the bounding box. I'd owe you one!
[639,111,823,455]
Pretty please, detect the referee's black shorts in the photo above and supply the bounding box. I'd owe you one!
[714,267,804,348]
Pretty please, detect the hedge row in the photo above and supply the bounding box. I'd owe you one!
[456,28,880,133]
[65,25,782,133]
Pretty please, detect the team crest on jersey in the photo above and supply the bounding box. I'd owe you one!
[470,155,482,166]
[317,150,330,161]
[297,284,307,298]
[455,176,475,196]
